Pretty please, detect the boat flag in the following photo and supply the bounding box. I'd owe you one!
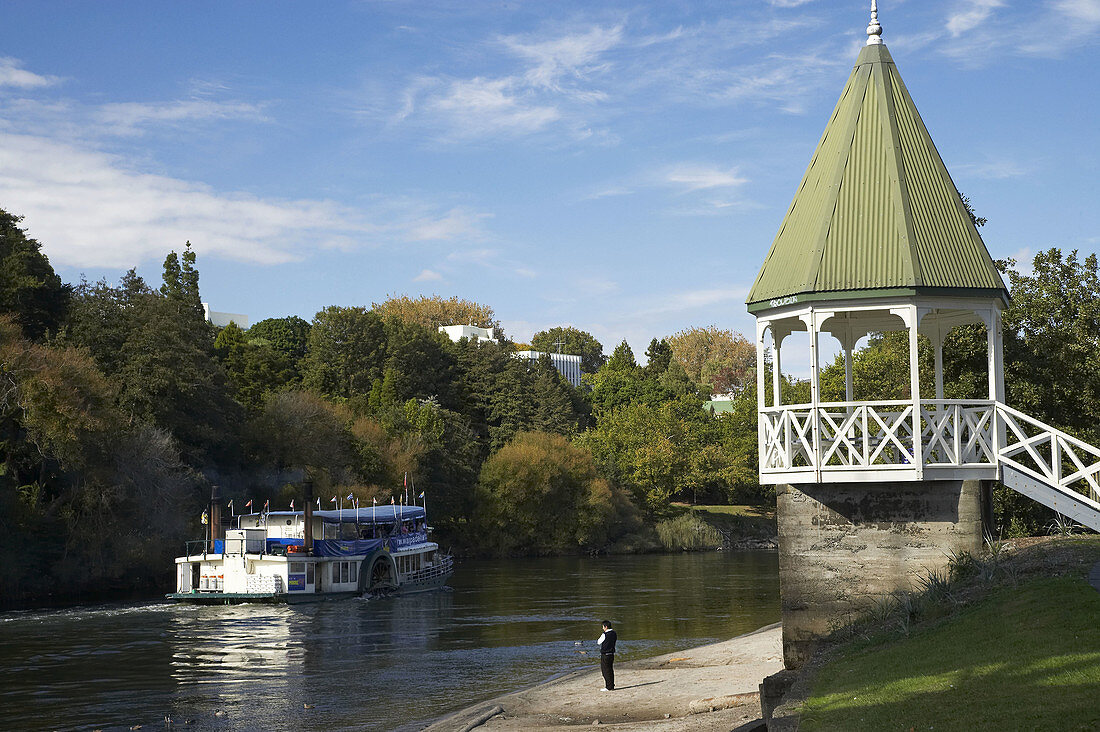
[418,491,425,498]
[245,498,253,510]
[290,499,295,510]
[316,497,321,510]
[330,496,337,503]
[263,499,269,512]
[346,492,354,501]
[390,495,395,505]
[227,499,234,516]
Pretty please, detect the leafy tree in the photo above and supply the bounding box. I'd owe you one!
[667,326,755,395]
[475,432,637,554]
[160,243,203,318]
[214,323,297,411]
[579,394,726,512]
[605,340,638,371]
[64,270,240,466]
[379,317,457,406]
[1003,249,1100,443]
[301,306,387,399]
[248,316,312,363]
[530,354,580,435]
[645,338,673,375]
[0,209,70,341]
[372,294,499,332]
[531,326,606,373]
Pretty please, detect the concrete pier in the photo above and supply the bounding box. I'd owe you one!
[776,479,984,668]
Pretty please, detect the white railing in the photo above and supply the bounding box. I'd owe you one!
[761,400,996,475]
[760,399,1100,511]
[998,403,1100,504]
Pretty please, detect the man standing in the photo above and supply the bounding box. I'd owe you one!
[597,620,617,691]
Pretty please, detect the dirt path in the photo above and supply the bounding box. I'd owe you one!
[422,623,783,731]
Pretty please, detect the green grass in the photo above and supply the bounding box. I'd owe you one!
[799,540,1100,731]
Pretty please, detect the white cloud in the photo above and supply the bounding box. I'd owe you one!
[1056,0,1100,24]
[0,57,59,89]
[414,269,443,282]
[94,100,267,135]
[664,164,748,192]
[502,25,623,92]
[768,0,817,6]
[426,76,562,138]
[947,1,1006,38]
[0,132,489,269]
[956,157,1026,180]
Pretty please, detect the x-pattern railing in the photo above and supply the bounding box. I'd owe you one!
[998,403,1100,503]
[761,400,997,473]
[760,399,1100,509]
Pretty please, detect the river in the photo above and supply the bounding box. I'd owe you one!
[0,551,779,732]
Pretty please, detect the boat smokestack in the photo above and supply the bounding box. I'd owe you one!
[303,479,314,555]
[209,484,223,544]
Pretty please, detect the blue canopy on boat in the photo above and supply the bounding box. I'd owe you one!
[262,506,426,524]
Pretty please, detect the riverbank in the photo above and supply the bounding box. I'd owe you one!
[774,535,1100,730]
[424,622,783,731]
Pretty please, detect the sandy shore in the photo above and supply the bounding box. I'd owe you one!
[422,622,783,731]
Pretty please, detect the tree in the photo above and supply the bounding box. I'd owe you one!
[667,326,755,395]
[531,326,606,373]
[372,294,500,332]
[0,209,70,341]
[579,394,725,512]
[301,306,387,399]
[160,243,203,319]
[214,322,297,411]
[475,432,636,554]
[63,269,240,466]
[248,316,312,362]
[644,338,673,376]
[605,340,637,371]
[1003,249,1100,444]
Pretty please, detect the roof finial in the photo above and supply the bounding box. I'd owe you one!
[866,1,884,45]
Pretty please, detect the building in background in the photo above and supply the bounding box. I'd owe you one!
[203,303,249,329]
[438,324,499,344]
[514,351,583,387]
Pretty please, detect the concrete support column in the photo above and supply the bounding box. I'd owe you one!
[776,479,984,669]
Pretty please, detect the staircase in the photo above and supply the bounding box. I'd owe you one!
[997,403,1100,532]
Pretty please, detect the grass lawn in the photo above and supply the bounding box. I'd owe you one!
[800,554,1100,731]
[685,503,776,520]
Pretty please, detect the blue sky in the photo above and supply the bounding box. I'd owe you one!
[1,1,1098,356]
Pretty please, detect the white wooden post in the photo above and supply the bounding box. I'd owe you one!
[756,320,767,472]
[908,305,924,478]
[808,309,822,480]
[773,332,783,409]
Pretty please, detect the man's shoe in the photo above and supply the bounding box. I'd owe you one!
[600,688,610,692]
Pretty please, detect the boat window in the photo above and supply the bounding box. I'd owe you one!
[340,561,349,583]
[350,561,358,584]
[306,563,315,585]
[290,562,305,573]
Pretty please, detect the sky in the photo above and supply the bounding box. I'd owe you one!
[1,0,1098,359]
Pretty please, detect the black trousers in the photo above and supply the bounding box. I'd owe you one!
[600,653,615,690]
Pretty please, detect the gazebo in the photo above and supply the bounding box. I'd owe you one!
[747,4,1009,487]
[746,3,1100,670]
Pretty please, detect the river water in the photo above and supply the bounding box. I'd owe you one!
[0,551,779,732]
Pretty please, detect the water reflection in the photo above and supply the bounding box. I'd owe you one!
[0,551,778,732]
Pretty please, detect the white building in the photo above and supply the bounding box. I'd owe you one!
[203,303,249,329]
[438,324,498,343]
[515,351,583,387]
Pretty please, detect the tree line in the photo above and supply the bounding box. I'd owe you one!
[0,207,767,603]
[2,200,1095,604]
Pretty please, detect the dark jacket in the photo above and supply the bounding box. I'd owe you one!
[599,628,617,655]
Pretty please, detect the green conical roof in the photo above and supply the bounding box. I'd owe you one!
[747,43,1008,312]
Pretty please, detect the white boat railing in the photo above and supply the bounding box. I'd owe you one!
[402,555,454,585]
